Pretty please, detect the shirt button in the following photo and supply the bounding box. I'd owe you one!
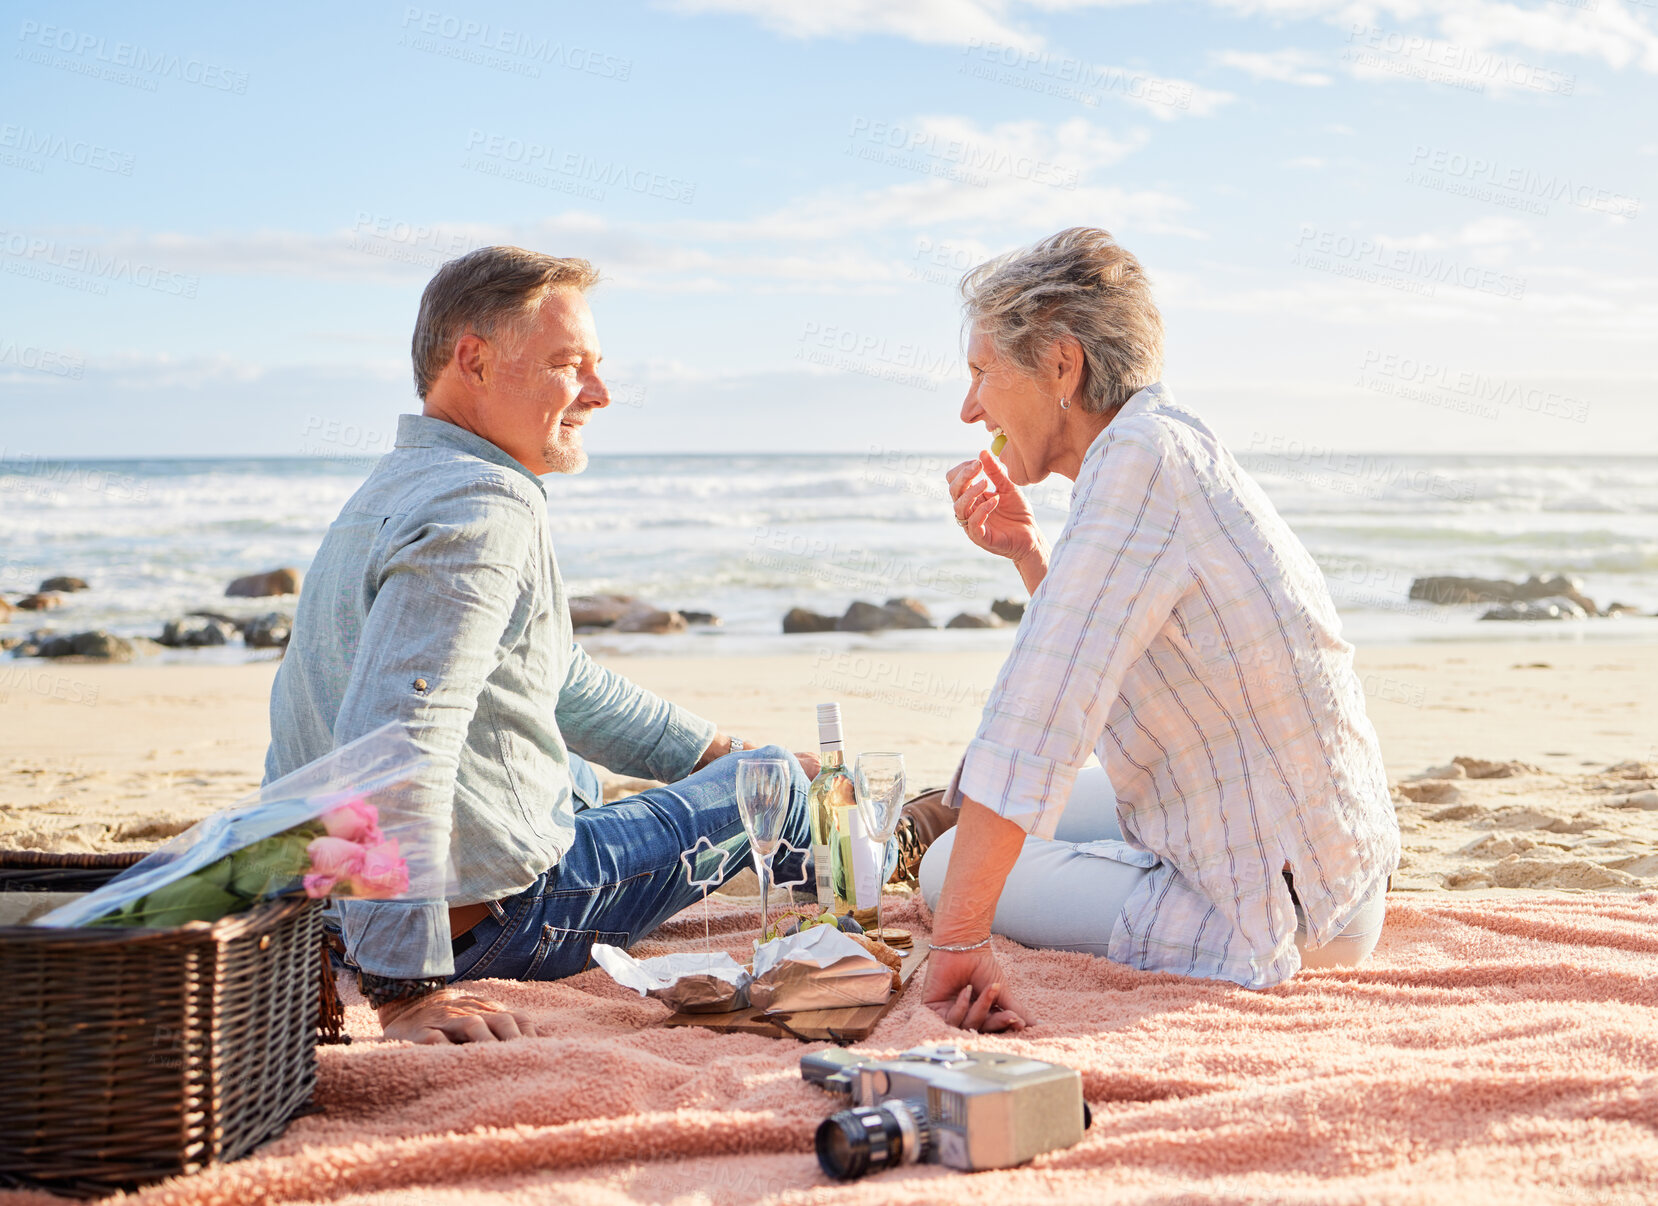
[413,678,428,692]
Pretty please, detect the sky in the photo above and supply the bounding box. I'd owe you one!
[0,0,1654,460]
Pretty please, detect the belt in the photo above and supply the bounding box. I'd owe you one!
[449,902,492,951]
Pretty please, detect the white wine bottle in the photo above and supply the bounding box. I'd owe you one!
[807,702,857,915]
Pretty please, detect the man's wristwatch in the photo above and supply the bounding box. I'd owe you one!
[357,971,448,1011]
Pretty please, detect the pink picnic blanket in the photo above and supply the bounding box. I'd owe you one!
[8,891,1657,1205]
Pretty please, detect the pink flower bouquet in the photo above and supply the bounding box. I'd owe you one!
[85,798,414,928]
[36,721,443,931]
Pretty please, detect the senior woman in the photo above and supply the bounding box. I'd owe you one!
[919,227,1400,1033]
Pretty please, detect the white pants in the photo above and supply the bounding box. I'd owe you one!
[919,767,1388,972]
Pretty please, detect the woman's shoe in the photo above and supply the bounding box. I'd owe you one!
[891,788,957,885]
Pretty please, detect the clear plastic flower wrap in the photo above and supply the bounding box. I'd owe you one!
[35,722,452,929]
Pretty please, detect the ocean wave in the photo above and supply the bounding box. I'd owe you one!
[5,453,1657,649]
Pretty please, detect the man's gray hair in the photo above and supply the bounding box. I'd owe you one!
[411,245,599,400]
[960,227,1164,416]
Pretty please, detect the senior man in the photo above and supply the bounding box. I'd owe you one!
[266,246,832,1044]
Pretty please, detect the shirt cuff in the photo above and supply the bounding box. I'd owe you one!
[957,737,1080,841]
[336,898,455,979]
[644,703,719,783]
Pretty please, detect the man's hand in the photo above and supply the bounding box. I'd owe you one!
[921,948,1030,1033]
[695,734,820,779]
[378,986,536,1044]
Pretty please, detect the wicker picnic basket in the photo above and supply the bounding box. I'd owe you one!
[0,849,331,1197]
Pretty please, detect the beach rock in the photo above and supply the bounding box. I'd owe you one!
[0,636,20,651]
[680,611,721,626]
[1479,597,1588,622]
[1410,574,1597,616]
[28,630,134,661]
[569,594,636,629]
[1525,576,1598,616]
[783,607,839,634]
[160,616,237,647]
[15,593,63,611]
[69,630,134,661]
[882,598,935,629]
[76,630,133,660]
[946,612,999,629]
[838,601,896,632]
[187,610,244,630]
[0,597,12,622]
[39,576,89,593]
[614,604,687,635]
[225,567,302,598]
[990,598,1026,624]
[243,613,293,649]
[1409,576,1489,605]
[1604,602,1641,617]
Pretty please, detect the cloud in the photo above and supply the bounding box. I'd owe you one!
[670,0,1658,78]
[0,115,1191,304]
[1212,47,1334,84]
[664,0,1230,119]
[1380,215,1542,253]
[675,115,1197,241]
[659,0,1038,48]
[1208,0,1658,81]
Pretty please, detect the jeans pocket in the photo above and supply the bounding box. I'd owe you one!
[521,926,631,981]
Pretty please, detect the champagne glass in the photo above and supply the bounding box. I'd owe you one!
[736,758,793,942]
[853,751,906,939]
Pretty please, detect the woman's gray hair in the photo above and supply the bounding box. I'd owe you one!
[960,227,1164,415]
[411,245,599,400]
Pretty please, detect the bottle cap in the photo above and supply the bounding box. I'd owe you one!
[816,702,844,751]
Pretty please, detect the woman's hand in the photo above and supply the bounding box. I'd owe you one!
[946,452,1049,586]
[921,947,1031,1033]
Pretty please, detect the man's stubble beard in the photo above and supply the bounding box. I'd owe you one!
[542,426,588,475]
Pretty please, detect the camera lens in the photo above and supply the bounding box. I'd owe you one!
[815,1100,928,1180]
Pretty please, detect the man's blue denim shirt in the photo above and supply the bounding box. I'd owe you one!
[264,415,717,978]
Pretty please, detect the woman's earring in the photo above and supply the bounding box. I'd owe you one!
[1059,396,1071,410]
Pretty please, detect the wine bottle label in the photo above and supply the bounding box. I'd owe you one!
[846,809,882,909]
[812,848,834,908]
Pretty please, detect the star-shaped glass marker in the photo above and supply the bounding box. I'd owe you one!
[680,835,733,964]
[767,839,811,897]
[680,834,732,897]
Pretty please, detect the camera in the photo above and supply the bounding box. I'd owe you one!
[801,1043,1091,1180]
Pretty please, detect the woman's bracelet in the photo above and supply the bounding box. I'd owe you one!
[932,935,993,953]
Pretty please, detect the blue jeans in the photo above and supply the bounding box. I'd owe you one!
[451,745,856,983]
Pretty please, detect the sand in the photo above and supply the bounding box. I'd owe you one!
[2,640,1655,895]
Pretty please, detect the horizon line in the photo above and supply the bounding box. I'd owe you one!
[3,449,1656,465]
